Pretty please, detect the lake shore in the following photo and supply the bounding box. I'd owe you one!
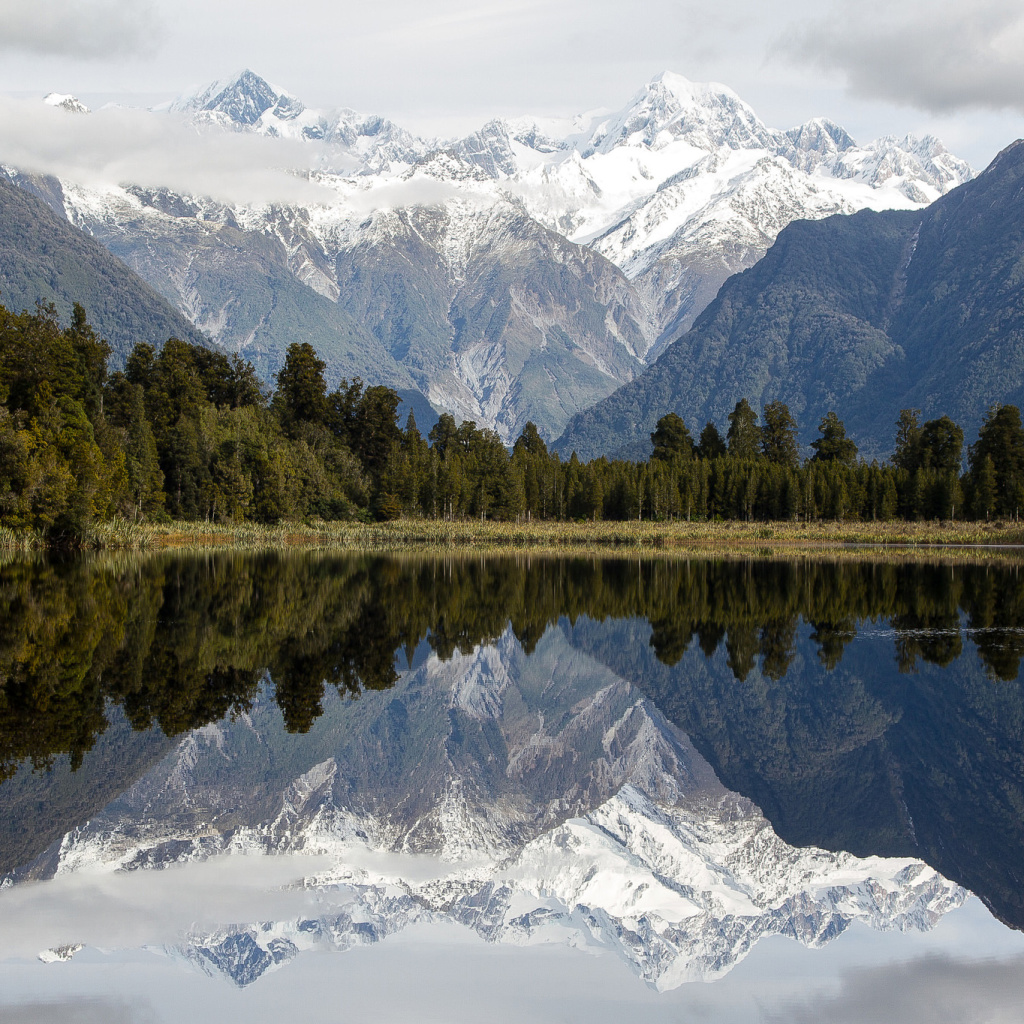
[5,516,1021,556]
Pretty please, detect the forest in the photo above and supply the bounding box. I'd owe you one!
[3,300,1024,539]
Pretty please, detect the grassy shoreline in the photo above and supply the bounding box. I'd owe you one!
[2,516,1019,556]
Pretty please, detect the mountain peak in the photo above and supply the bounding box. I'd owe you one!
[645,70,743,106]
[168,69,302,125]
[43,93,89,115]
[585,69,773,155]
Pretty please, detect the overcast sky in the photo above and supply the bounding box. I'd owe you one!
[0,0,1022,168]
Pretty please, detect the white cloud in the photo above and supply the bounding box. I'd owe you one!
[0,855,331,958]
[0,1000,156,1024]
[779,0,1024,114]
[0,99,334,205]
[0,0,160,59]
[338,175,492,216]
[767,951,1024,1023]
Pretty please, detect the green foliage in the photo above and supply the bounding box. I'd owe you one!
[2,296,1023,538]
[811,411,858,467]
[697,421,727,460]
[761,401,800,469]
[651,413,694,462]
[727,399,761,461]
[969,404,1024,518]
[274,342,328,434]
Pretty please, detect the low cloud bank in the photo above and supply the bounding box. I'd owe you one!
[768,951,1024,1024]
[0,99,334,205]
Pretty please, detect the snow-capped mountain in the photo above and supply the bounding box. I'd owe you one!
[14,70,974,441]
[42,92,90,115]
[163,68,429,173]
[14,625,966,989]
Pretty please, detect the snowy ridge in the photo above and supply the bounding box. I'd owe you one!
[29,69,975,440]
[16,626,968,989]
[164,779,962,989]
[43,93,90,115]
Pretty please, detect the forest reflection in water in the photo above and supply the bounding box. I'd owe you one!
[1,551,1023,929]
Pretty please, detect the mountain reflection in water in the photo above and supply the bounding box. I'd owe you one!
[0,553,1023,999]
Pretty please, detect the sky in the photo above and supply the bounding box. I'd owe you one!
[0,0,1022,169]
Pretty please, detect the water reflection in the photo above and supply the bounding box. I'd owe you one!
[4,555,1024,782]
[1,552,1024,1008]
[1,627,966,991]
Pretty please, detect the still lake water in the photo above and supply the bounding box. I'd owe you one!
[1,552,1024,1022]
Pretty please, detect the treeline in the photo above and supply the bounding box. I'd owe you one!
[4,301,1024,536]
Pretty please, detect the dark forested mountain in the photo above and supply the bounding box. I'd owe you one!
[555,140,1024,461]
[0,172,209,365]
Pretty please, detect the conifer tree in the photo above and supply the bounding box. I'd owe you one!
[651,413,694,462]
[893,409,923,471]
[274,342,328,434]
[727,399,761,461]
[969,405,1024,517]
[697,421,727,460]
[761,401,800,469]
[811,412,858,467]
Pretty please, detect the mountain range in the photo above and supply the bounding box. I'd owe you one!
[1,69,973,443]
[555,139,1024,459]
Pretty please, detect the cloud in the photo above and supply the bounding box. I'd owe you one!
[0,0,160,59]
[0,855,332,958]
[767,952,1024,1024]
[779,0,1024,114]
[1,999,157,1024]
[0,99,335,205]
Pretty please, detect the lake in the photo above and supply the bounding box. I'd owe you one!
[1,552,1023,1023]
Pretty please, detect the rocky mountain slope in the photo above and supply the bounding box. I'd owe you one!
[554,139,1024,460]
[15,626,965,988]
[0,172,209,361]
[9,70,973,441]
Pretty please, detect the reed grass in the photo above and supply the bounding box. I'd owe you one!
[0,526,43,552]
[4,516,1024,556]
[118,517,1024,554]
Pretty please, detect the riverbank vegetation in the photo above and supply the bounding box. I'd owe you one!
[5,301,1024,547]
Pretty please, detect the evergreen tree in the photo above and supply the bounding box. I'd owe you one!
[428,413,459,459]
[697,421,727,460]
[651,413,694,462]
[893,409,923,471]
[969,405,1024,517]
[123,383,165,519]
[513,421,548,458]
[727,399,761,461]
[919,415,964,472]
[274,342,328,434]
[760,401,800,469]
[972,455,998,519]
[811,412,858,467]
